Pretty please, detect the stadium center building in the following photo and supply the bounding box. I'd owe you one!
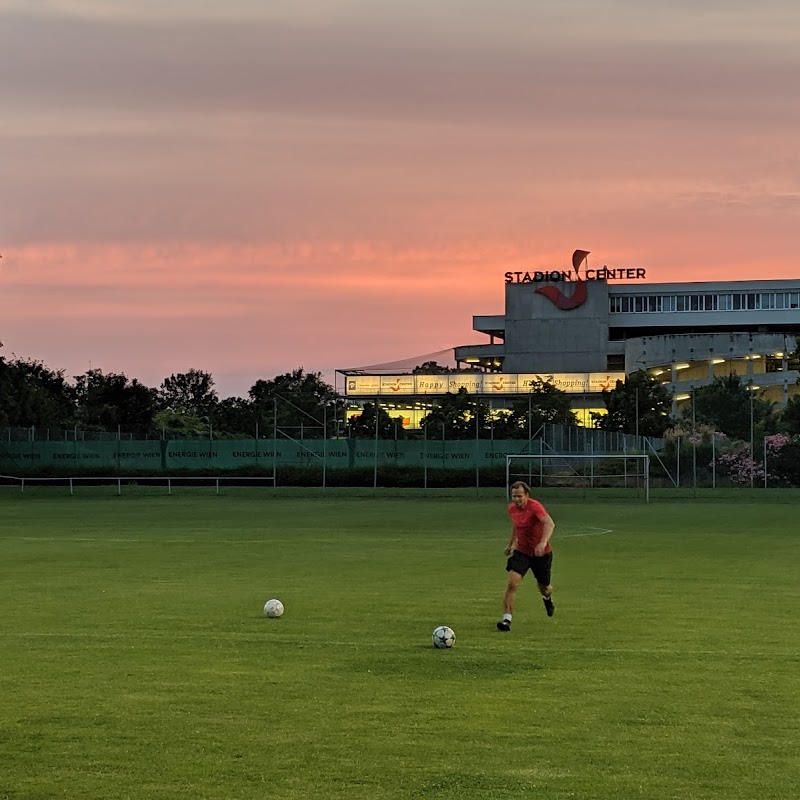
[340,251,800,427]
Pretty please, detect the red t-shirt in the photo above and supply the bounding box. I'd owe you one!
[508,497,551,557]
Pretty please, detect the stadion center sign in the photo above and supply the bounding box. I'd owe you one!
[345,373,625,397]
[504,249,648,311]
[504,249,647,285]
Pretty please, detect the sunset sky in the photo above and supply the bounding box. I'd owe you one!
[2,0,799,398]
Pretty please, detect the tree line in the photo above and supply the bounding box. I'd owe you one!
[2,348,800,442]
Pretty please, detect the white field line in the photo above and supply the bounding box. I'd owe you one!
[0,527,613,544]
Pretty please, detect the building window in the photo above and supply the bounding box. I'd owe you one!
[607,354,625,371]
[610,290,791,314]
[766,356,784,373]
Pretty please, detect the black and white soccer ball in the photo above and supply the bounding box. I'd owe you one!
[263,598,284,618]
[432,625,456,649]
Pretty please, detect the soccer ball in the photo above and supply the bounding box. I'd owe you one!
[432,625,456,649]
[263,598,284,618]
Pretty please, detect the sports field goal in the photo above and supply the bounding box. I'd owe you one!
[505,453,650,502]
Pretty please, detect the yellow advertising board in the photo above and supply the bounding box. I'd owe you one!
[344,372,625,396]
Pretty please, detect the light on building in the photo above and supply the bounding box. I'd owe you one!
[710,358,726,364]
[465,358,480,363]
[674,363,691,370]
[651,369,664,376]
[675,393,690,401]
[774,352,784,358]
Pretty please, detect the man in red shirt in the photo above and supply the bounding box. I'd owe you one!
[497,481,556,631]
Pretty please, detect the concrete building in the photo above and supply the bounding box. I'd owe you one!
[340,255,800,426]
[455,275,800,418]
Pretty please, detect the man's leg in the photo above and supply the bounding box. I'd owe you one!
[497,571,523,631]
[534,553,555,617]
[538,582,555,616]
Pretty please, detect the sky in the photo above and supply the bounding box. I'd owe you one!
[1,0,799,398]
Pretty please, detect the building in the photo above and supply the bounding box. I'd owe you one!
[340,252,800,427]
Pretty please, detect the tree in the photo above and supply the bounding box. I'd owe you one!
[692,374,773,442]
[420,388,491,439]
[152,409,210,438]
[778,395,800,437]
[592,370,672,437]
[0,356,76,428]
[158,369,218,417]
[492,381,578,438]
[74,369,158,431]
[347,402,403,438]
[412,361,451,374]
[249,368,340,438]
[212,396,257,438]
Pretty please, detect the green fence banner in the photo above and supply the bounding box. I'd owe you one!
[0,439,541,474]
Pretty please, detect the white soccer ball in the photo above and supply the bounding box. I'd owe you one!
[432,625,456,649]
[263,598,284,618]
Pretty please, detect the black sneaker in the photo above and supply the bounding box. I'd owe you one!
[496,619,511,632]
[543,597,555,617]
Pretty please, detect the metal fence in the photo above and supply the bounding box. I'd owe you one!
[3,422,797,490]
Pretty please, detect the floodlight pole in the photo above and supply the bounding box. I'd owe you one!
[750,382,755,489]
[374,396,379,490]
[692,386,697,493]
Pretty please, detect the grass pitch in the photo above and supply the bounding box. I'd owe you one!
[1,489,798,799]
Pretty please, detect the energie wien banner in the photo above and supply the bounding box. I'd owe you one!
[0,439,540,473]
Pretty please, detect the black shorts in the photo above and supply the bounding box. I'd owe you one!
[506,549,553,587]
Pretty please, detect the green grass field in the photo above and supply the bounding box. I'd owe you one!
[1,489,799,799]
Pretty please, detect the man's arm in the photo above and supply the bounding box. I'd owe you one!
[504,530,516,556]
[533,514,555,556]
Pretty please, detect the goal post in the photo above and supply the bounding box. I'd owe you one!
[505,453,650,502]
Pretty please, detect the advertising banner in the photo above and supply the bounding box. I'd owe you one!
[447,374,484,393]
[0,438,541,473]
[343,372,626,396]
[380,375,416,395]
[518,373,625,393]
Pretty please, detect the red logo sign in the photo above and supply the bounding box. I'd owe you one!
[535,250,589,310]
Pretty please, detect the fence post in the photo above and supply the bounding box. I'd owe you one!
[373,397,379,491]
[423,419,428,493]
[711,432,716,489]
[474,403,479,496]
[692,386,697,497]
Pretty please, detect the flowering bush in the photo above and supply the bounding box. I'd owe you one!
[716,450,764,485]
[764,433,790,453]
[715,433,795,485]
